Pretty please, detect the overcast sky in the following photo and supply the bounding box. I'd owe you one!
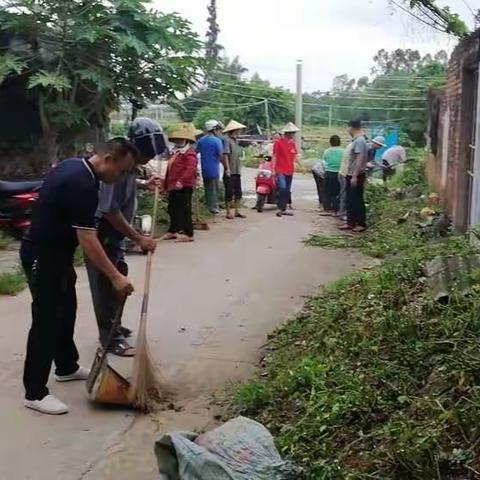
[153,0,476,92]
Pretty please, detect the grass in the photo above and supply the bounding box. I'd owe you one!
[230,157,480,479]
[0,268,27,295]
[137,187,214,228]
[0,232,13,250]
[307,156,431,259]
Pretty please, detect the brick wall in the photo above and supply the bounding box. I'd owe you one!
[427,30,480,232]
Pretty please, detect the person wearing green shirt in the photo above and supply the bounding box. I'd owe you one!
[322,135,345,214]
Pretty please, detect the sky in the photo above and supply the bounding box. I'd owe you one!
[153,0,476,92]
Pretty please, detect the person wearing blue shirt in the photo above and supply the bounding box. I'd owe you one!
[196,120,229,214]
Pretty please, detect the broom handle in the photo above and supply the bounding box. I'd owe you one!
[194,187,200,223]
[92,294,127,383]
[139,159,162,326]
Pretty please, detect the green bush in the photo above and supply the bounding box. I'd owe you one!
[0,232,13,250]
[0,269,26,295]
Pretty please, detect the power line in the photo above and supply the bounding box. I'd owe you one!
[178,100,266,113]
[181,97,250,107]
[211,80,428,99]
[207,86,426,103]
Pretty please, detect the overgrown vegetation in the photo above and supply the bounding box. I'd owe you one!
[307,152,432,258]
[136,187,213,232]
[0,0,202,169]
[231,158,480,478]
[0,232,13,250]
[0,269,26,296]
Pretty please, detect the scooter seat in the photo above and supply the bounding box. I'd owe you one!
[0,180,43,196]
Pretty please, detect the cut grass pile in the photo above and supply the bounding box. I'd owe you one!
[231,158,480,479]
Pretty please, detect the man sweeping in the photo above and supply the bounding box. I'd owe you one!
[86,118,166,357]
[223,120,247,220]
[20,138,138,415]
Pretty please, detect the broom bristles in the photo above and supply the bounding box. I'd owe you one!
[128,316,168,412]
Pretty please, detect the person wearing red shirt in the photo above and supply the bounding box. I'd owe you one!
[163,128,198,242]
[273,122,302,217]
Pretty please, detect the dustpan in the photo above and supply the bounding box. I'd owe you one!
[86,296,134,407]
[86,351,132,406]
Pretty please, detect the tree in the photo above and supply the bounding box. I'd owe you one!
[394,1,469,37]
[331,74,356,93]
[302,49,448,145]
[218,56,248,80]
[372,49,422,75]
[173,57,294,131]
[205,0,222,64]
[0,0,202,171]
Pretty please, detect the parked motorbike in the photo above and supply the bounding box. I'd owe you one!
[254,158,277,213]
[0,180,42,238]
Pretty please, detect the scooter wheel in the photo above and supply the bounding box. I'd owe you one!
[256,194,266,213]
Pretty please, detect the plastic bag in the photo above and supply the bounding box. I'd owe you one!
[155,416,303,480]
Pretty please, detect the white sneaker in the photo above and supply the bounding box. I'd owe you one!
[55,366,90,382]
[24,395,69,415]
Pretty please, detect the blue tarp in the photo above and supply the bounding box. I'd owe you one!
[367,124,401,160]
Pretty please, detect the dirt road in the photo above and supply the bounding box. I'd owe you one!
[0,169,367,479]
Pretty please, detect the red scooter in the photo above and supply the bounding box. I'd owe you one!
[255,158,277,213]
[0,180,42,238]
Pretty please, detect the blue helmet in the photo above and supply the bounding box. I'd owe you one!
[128,117,167,161]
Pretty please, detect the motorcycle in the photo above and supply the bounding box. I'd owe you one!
[254,158,277,213]
[0,180,42,238]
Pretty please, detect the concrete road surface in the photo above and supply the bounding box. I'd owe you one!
[0,169,367,479]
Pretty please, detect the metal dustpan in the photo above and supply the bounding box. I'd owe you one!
[86,350,132,406]
[86,296,134,407]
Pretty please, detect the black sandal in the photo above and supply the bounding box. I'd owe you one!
[107,338,136,357]
[116,326,132,338]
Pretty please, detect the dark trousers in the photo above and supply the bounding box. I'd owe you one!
[21,242,79,400]
[168,188,194,237]
[223,174,242,203]
[324,171,340,212]
[277,174,293,212]
[85,237,127,346]
[346,174,367,228]
[312,171,325,207]
[203,178,219,213]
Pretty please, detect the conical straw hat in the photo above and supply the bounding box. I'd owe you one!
[169,126,197,143]
[168,123,202,143]
[177,122,202,136]
[223,120,247,133]
[281,122,300,133]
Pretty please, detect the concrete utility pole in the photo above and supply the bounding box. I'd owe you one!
[264,98,271,140]
[295,59,303,151]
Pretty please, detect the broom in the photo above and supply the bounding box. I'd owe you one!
[193,186,210,231]
[128,160,166,412]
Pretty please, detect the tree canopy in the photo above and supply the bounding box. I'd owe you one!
[0,0,203,167]
[395,0,469,37]
[174,56,294,133]
[303,49,448,145]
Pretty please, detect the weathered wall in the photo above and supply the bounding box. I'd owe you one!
[427,30,480,232]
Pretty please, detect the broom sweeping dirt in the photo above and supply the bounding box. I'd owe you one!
[127,163,167,412]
